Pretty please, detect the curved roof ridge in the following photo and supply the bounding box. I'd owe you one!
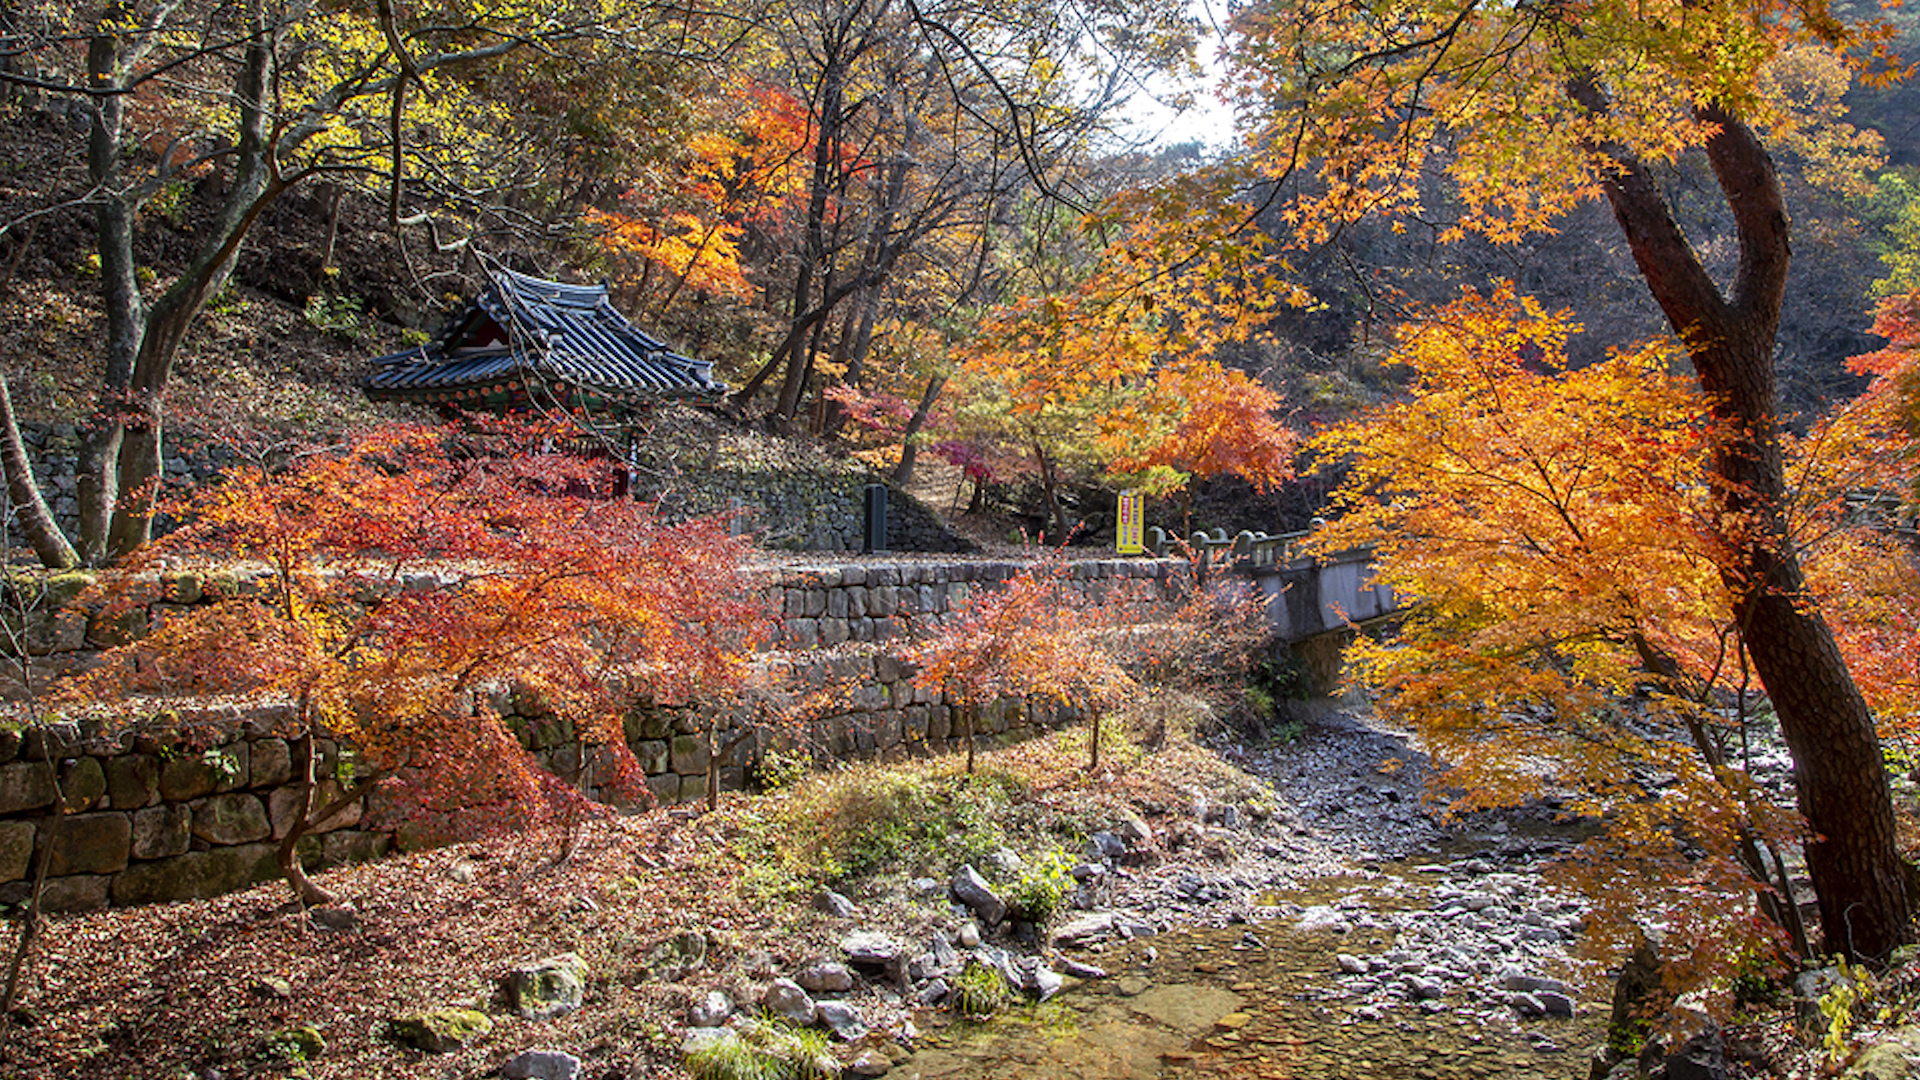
[364,267,724,404]
[490,268,609,309]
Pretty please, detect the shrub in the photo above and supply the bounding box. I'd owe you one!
[752,746,811,792]
[1009,847,1075,926]
[61,420,768,905]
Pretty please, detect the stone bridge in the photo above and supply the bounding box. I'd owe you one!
[1147,526,1405,691]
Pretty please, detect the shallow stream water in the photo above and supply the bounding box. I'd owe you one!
[901,869,1602,1080]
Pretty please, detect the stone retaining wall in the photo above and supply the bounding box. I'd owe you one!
[0,717,387,912]
[3,423,233,553]
[763,557,1182,648]
[1,557,1192,912]
[659,468,973,554]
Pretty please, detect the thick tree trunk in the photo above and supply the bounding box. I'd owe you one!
[1596,102,1912,960]
[103,21,283,556]
[78,17,142,564]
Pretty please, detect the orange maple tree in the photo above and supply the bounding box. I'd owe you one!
[1311,286,1811,998]
[1315,285,1920,1000]
[906,558,1135,773]
[586,78,812,320]
[1217,0,1914,961]
[1795,288,1920,755]
[63,421,767,905]
[1102,358,1299,530]
[952,203,1299,537]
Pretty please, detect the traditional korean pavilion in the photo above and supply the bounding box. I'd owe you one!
[363,269,723,409]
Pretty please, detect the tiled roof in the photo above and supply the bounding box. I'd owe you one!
[364,270,723,402]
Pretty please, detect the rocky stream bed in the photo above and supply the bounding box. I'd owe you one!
[678,704,1630,1080]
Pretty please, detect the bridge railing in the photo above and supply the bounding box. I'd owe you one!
[1144,526,1314,569]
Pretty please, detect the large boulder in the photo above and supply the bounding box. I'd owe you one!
[815,999,868,1041]
[762,979,816,1025]
[795,961,854,994]
[688,990,734,1028]
[59,757,106,812]
[1661,1029,1730,1080]
[1845,1028,1920,1079]
[0,762,56,815]
[0,822,33,883]
[502,1048,584,1080]
[190,793,271,845]
[642,931,707,981]
[813,887,857,917]
[841,931,902,969]
[45,811,132,876]
[130,804,192,859]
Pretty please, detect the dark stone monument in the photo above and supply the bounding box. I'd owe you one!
[863,484,889,554]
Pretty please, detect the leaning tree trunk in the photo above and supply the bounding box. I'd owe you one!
[0,374,77,568]
[891,373,948,486]
[1597,101,1912,961]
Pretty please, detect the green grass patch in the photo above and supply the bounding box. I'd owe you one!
[952,958,1013,1017]
[685,1019,834,1080]
[733,759,1023,893]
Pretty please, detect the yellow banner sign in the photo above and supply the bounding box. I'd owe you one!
[1116,491,1144,554]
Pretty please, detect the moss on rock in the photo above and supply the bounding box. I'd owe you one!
[388,1008,491,1053]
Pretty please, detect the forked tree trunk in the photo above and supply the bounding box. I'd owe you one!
[77,13,141,564]
[104,24,283,557]
[1596,101,1912,961]
[277,733,386,907]
[70,5,286,562]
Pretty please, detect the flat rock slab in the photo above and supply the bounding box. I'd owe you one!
[841,932,903,967]
[1124,984,1246,1034]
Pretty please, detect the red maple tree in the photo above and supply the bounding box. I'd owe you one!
[63,420,768,904]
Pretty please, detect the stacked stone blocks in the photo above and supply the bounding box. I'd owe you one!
[0,713,390,912]
[2,556,1192,912]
